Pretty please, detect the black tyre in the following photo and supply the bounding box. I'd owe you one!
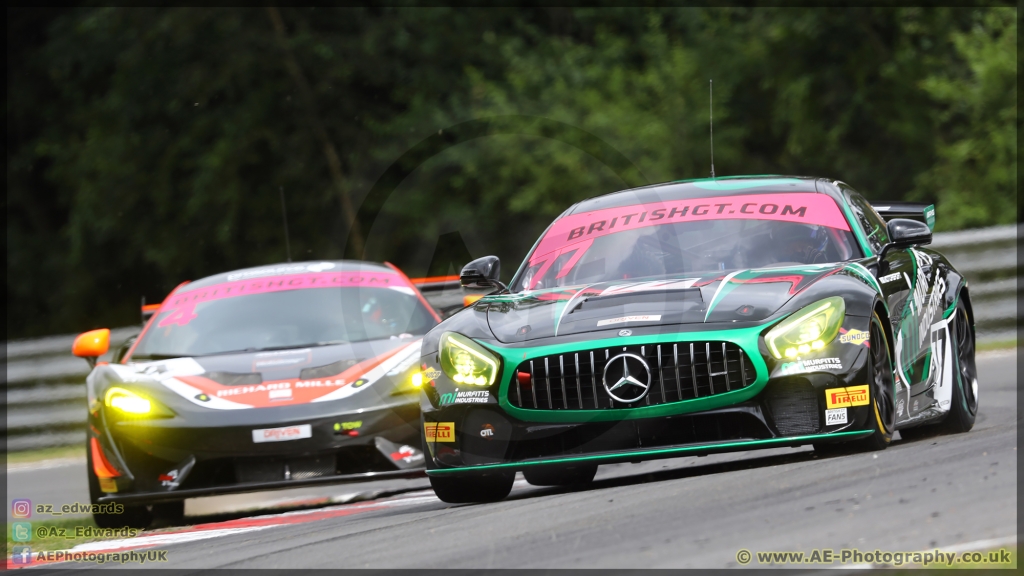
[896,300,978,440]
[87,448,152,530]
[938,300,978,433]
[523,465,598,487]
[853,311,896,450]
[429,471,515,503]
[816,311,894,454]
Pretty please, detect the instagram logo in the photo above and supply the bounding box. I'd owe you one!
[12,499,32,518]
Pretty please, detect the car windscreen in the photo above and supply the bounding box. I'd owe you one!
[511,192,860,292]
[131,286,436,359]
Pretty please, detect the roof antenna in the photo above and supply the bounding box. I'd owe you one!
[279,186,292,262]
[709,79,715,178]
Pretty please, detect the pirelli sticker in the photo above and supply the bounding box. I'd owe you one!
[825,385,870,409]
[424,422,455,442]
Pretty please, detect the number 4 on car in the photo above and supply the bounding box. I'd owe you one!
[416,176,978,503]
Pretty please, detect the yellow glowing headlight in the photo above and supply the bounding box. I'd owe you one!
[765,297,846,360]
[439,332,500,387]
[104,387,172,418]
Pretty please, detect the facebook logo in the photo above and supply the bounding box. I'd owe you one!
[11,546,33,565]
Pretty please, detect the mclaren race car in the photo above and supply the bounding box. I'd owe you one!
[72,261,441,527]
[416,176,978,503]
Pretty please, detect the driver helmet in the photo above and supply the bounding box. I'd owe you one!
[770,224,829,263]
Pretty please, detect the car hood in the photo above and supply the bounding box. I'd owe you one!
[113,337,422,410]
[484,264,845,343]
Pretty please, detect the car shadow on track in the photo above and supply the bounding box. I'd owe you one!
[501,449,830,504]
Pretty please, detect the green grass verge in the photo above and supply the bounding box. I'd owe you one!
[6,445,85,465]
[976,339,1018,352]
[6,516,143,553]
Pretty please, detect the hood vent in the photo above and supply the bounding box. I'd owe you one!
[204,371,262,385]
[300,358,360,380]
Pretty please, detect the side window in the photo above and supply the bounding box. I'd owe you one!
[843,187,890,255]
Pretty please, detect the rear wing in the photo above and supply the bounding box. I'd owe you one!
[409,275,490,319]
[870,201,935,231]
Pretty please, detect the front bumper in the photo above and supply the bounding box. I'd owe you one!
[92,400,425,503]
[421,318,878,474]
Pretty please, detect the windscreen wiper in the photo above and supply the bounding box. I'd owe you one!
[129,353,183,361]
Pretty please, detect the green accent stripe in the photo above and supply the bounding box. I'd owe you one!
[427,430,872,474]
[838,200,874,256]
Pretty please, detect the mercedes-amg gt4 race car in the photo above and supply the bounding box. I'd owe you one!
[72,261,440,527]
[415,176,978,503]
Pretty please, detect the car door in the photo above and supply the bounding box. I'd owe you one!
[840,185,926,422]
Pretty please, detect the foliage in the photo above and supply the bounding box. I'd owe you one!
[6,7,1018,337]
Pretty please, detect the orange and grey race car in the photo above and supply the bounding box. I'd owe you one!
[72,260,447,528]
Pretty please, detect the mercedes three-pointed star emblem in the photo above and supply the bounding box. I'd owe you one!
[602,353,651,403]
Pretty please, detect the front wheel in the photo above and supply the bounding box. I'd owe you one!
[429,471,515,504]
[852,311,896,450]
[816,311,894,454]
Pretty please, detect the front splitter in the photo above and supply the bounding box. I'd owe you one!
[426,430,873,476]
[97,468,426,505]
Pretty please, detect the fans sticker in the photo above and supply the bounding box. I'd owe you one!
[825,408,848,425]
[424,422,455,442]
[825,385,870,409]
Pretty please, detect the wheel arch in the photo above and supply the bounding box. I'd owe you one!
[872,299,896,365]
[956,284,976,342]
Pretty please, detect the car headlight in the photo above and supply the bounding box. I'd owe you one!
[439,332,500,387]
[765,296,846,359]
[104,387,173,418]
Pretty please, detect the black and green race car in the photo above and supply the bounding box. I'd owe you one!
[413,176,979,503]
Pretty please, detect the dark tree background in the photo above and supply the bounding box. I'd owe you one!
[6,6,1018,338]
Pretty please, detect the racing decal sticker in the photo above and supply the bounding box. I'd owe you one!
[141,340,421,409]
[524,193,851,288]
[157,271,410,327]
[598,279,699,297]
[780,357,843,375]
[251,424,312,443]
[893,248,955,417]
[839,328,870,346]
[439,390,490,406]
[479,423,496,439]
[825,408,848,425]
[879,272,901,284]
[424,422,455,442]
[596,315,662,327]
[158,456,195,490]
[825,385,870,409]
[312,341,421,403]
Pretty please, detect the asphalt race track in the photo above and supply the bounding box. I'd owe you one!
[8,350,1017,569]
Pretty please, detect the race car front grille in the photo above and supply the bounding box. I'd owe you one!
[510,341,756,410]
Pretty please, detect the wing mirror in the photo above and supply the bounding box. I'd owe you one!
[460,256,506,290]
[877,218,933,268]
[72,328,111,368]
